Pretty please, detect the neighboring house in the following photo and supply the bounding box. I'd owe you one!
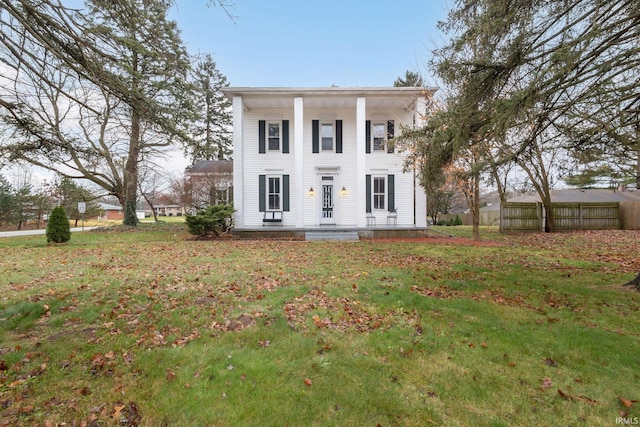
[184,160,233,208]
[97,202,146,220]
[221,87,435,230]
[153,204,185,217]
[97,202,124,220]
[506,188,640,204]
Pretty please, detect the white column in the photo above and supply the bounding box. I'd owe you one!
[232,96,244,228]
[356,96,366,227]
[294,96,304,228]
[414,96,427,227]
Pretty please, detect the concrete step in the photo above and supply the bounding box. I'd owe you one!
[305,231,360,241]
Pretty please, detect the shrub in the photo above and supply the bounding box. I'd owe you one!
[46,206,71,243]
[454,215,463,226]
[185,204,234,238]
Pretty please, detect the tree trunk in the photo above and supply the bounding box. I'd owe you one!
[472,170,481,241]
[123,110,141,226]
[542,198,555,233]
[623,271,640,291]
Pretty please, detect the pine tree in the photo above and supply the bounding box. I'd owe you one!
[188,54,232,161]
[46,206,71,243]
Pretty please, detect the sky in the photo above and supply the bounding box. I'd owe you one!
[168,0,450,88]
[4,1,452,184]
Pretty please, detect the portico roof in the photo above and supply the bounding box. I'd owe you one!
[221,86,437,111]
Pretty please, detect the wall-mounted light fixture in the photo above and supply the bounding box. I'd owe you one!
[341,186,347,196]
[309,187,315,197]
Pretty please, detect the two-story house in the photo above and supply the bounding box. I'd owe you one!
[221,87,435,236]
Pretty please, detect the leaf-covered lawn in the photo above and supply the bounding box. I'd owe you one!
[0,226,638,426]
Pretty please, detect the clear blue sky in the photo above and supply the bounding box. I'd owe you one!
[169,1,450,88]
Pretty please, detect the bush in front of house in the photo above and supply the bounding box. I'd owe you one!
[185,204,234,237]
[46,206,71,243]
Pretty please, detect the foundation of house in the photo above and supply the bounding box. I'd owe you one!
[231,226,430,240]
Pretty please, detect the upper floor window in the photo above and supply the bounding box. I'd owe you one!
[268,123,280,151]
[321,123,334,151]
[373,123,386,151]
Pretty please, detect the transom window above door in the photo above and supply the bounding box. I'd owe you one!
[321,123,333,151]
[268,123,280,151]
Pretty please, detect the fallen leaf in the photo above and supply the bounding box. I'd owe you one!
[542,377,552,389]
[304,378,312,387]
[166,369,176,381]
[544,358,558,367]
[619,397,637,408]
[558,389,571,401]
[113,404,125,419]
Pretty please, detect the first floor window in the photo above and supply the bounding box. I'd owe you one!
[268,177,280,210]
[268,123,280,151]
[373,123,386,151]
[373,177,385,210]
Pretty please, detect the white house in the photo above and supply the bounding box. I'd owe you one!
[221,87,435,234]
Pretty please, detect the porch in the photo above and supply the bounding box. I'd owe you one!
[231,225,430,240]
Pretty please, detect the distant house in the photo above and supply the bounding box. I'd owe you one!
[153,204,185,217]
[507,188,639,204]
[220,86,435,230]
[184,160,233,209]
[97,203,124,220]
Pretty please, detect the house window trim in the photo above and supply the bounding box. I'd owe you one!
[372,122,386,152]
[268,122,281,151]
[372,176,386,210]
[267,176,281,211]
[321,123,334,151]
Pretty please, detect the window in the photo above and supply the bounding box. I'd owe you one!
[268,177,281,210]
[373,177,385,210]
[373,123,386,151]
[268,123,280,151]
[321,123,333,151]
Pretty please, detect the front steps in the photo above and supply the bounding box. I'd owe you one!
[305,230,360,241]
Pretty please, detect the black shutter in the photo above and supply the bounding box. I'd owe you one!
[366,174,372,213]
[282,120,289,153]
[335,120,343,153]
[387,120,395,153]
[388,174,395,212]
[258,120,266,154]
[258,175,266,212]
[283,175,290,212]
[312,120,319,153]
[365,120,371,154]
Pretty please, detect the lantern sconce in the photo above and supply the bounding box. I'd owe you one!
[309,187,315,197]
[341,186,347,196]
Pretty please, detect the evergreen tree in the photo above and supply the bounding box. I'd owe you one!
[415,0,639,233]
[188,54,232,161]
[0,175,16,225]
[0,0,212,227]
[46,206,71,243]
[394,70,424,87]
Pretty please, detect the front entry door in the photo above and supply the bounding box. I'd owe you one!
[320,180,334,224]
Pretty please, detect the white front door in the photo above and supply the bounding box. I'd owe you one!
[320,178,335,224]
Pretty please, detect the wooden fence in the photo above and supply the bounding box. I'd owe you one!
[500,202,621,232]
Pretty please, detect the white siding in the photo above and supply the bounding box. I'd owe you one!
[235,91,428,228]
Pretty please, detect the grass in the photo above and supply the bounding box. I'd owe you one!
[0,224,639,426]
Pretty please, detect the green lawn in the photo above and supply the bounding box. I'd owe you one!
[0,224,638,426]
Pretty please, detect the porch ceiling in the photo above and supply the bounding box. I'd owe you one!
[222,87,437,112]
